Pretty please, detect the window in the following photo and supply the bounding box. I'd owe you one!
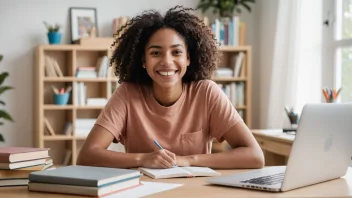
[334,0,352,102]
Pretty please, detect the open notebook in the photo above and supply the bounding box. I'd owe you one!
[139,166,220,179]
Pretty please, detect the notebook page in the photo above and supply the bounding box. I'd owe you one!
[181,167,221,177]
[139,167,192,179]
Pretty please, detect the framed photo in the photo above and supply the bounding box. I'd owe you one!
[69,7,98,43]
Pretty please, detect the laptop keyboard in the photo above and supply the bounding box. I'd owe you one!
[240,173,285,185]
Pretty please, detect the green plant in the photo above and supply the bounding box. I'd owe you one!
[197,0,255,17]
[0,55,14,142]
[43,21,61,32]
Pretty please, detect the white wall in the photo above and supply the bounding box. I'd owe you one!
[0,0,265,146]
[0,0,199,146]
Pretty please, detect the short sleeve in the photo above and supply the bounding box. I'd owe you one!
[95,83,128,143]
[207,81,243,142]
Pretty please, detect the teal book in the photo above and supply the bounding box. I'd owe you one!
[28,165,141,187]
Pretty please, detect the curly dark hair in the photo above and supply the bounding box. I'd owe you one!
[110,5,220,85]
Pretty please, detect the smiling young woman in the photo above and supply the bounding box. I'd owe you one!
[77,6,264,169]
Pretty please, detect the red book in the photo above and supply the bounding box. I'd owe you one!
[0,147,49,163]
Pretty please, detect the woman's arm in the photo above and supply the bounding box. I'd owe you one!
[177,121,265,169]
[77,125,177,169]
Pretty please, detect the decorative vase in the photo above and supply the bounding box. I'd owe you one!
[47,32,61,45]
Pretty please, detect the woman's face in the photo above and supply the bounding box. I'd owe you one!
[144,28,190,88]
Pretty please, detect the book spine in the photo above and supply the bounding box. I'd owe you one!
[28,174,97,187]
[0,154,10,163]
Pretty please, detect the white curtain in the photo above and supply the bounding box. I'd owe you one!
[265,0,323,128]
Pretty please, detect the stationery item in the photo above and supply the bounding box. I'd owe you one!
[139,166,220,179]
[322,87,341,103]
[0,147,49,163]
[104,181,183,198]
[153,139,178,167]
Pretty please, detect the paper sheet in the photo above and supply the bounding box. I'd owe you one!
[104,181,183,198]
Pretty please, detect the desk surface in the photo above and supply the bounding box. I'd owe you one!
[1,167,352,198]
[251,129,295,144]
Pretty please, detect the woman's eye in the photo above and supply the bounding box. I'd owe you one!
[173,50,183,55]
[151,51,160,56]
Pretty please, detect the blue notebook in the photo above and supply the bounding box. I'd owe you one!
[29,165,141,187]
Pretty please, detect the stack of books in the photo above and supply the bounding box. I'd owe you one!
[0,147,54,187]
[28,165,142,197]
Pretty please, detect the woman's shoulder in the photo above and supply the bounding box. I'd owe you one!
[189,79,220,92]
[113,82,146,98]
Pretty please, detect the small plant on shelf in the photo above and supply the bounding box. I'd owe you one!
[197,0,255,18]
[43,21,62,45]
[0,55,14,142]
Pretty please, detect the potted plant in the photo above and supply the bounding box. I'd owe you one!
[43,21,62,45]
[0,55,14,142]
[197,0,255,18]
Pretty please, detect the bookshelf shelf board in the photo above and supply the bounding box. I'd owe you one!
[235,106,246,110]
[75,136,87,140]
[44,135,74,141]
[43,105,74,110]
[76,106,105,110]
[212,77,247,82]
[218,45,251,52]
[75,78,110,82]
[44,77,75,82]
[39,45,109,51]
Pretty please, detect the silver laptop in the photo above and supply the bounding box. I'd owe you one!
[206,103,352,192]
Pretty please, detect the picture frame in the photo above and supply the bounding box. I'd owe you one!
[69,7,98,43]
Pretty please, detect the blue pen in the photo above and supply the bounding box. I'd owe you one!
[153,139,178,167]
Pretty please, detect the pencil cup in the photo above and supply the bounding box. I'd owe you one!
[53,93,70,105]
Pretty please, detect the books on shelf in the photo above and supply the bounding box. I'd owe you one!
[215,67,233,77]
[44,55,63,77]
[28,165,142,197]
[75,118,96,137]
[211,16,246,46]
[75,55,110,78]
[44,118,55,136]
[139,166,220,179]
[76,67,97,78]
[87,98,108,106]
[218,82,245,106]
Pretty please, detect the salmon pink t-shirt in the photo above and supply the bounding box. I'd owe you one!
[95,80,243,156]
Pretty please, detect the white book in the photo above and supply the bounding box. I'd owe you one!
[233,52,244,77]
[139,166,220,179]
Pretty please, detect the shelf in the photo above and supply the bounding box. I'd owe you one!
[44,135,74,141]
[44,77,117,82]
[75,78,110,82]
[44,105,74,110]
[76,106,105,110]
[44,77,75,82]
[218,45,251,52]
[75,136,87,140]
[235,106,246,110]
[212,77,247,82]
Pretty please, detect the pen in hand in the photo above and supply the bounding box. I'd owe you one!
[153,139,178,167]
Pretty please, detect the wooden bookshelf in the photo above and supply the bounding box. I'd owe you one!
[34,44,251,165]
[211,45,252,152]
[34,44,118,166]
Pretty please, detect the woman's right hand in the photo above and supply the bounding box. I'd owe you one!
[141,149,177,169]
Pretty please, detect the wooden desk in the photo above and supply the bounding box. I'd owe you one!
[251,129,295,166]
[1,168,352,198]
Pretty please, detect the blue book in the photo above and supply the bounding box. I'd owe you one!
[28,165,141,187]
